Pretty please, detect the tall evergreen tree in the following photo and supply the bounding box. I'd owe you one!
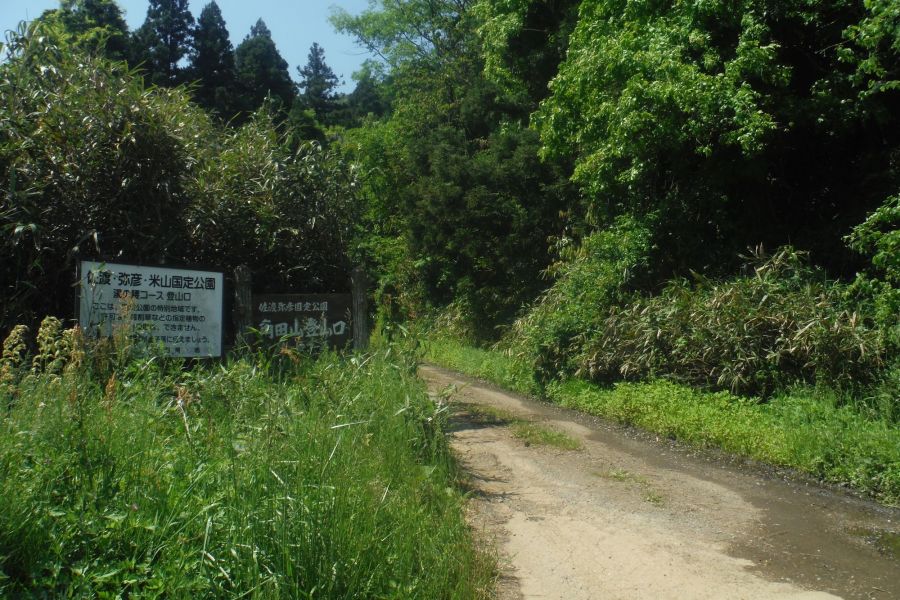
[234,19,295,117]
[297,42,340,123]
[131,0,195,86]
[189,1,236,117]
[334,0,572,332]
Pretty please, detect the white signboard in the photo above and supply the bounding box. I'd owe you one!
[79,261,224,358]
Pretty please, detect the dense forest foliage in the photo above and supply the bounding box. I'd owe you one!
[333,0,898,414]
[1,0,898,409]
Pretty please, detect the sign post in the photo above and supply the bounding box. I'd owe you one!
[351,266,369,351]
[78,260,224,358]
[251,294,352,350]
[233,264,253,346]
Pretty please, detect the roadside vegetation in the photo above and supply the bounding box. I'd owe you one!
[0,321,492,597]
[0,23,358,334]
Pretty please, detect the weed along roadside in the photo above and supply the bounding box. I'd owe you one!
[419,363,900,600]
[0,319,493,597]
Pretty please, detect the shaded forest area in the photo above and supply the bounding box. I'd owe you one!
[2,0,898,413]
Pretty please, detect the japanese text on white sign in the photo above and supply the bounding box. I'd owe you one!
[79,260,224,357]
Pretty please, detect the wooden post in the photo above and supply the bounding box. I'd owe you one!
[351,266,369,351]
[233,264,252,347]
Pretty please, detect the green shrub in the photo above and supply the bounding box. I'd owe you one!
[502,216,651,384]
[846,194,900,351]
[847,194,900,286]
[0,25,211,332]
[577,248,886,397]
[186,111,360,294]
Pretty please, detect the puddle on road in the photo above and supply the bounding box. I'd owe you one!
[426,367,900,600]
[585,414,900,599]
[847,527,900,560]
[727,487,899,599]
[582,421,899,598]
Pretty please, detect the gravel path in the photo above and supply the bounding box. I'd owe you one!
[420,365,900,600]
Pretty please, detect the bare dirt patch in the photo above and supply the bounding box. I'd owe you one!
[421,365,900,600]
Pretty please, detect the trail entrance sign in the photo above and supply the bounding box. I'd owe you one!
[79,260,224,357]
[252,293,352,350]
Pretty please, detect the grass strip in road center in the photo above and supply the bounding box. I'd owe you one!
[463,404,581,451]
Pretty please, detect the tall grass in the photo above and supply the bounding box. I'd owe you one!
[425,338,538,397]
[0,335,491,597]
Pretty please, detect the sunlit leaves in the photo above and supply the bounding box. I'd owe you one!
[536,0,781,207]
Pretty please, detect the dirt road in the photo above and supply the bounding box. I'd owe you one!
[419,365,900,600]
